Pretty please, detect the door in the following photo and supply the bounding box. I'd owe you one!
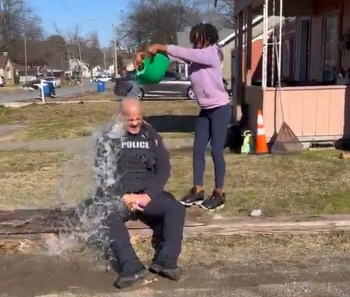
[298,18,311,81]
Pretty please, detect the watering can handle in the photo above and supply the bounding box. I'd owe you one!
[243,130,252,136]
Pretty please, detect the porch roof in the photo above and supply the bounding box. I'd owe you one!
[215,0,315,18]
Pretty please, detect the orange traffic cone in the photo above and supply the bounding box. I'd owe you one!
[255,110,269,154]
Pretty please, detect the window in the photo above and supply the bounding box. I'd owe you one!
[282,39,290,78]
[163,71,179,80]
[322,13,339,82]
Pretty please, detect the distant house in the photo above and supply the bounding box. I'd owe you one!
[68,59,90,78]
[108,60,135,75]
[0,52,25,85]
[35,61,68,77]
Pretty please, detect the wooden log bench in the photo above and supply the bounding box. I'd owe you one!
[0,207,212,237]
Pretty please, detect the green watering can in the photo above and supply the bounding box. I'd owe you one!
[136,53,171,84]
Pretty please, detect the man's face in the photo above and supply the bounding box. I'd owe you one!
[124,110,143,134]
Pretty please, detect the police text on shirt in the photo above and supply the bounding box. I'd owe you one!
[121,140,150,149]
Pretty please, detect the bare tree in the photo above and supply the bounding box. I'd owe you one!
[0,0,44,62]
[215,1,235,29]
[83,31,102,70]
[119,0,204,50]
[44,34,69,69]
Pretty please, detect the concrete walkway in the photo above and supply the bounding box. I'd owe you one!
[0,137,193,152]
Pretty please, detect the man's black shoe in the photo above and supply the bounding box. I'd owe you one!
[149,255,182,281]
[200,191,226,211]
[179,188,206,206]
[113,259,147,289]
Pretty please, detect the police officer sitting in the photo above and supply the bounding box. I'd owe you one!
[95,98,185,289]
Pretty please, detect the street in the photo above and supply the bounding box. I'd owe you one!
[0,80,114,104]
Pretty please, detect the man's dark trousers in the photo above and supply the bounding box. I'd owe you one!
[106,191,186,264]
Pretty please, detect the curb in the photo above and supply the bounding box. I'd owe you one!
[1,100,115,108]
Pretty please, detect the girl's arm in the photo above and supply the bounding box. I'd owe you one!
[166,45,216,66]
[168,55,189,64]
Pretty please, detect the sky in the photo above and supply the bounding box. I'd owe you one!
[29,0,130,46]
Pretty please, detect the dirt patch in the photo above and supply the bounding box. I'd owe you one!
[0,100,198,140]
[0,86,22,95]
[1,234,350,296]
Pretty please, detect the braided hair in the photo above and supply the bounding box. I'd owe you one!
[189,23,219,48]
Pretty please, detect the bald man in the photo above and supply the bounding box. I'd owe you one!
[95,98,185,289]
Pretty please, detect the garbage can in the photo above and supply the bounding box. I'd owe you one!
[41,82,51,97]
[46,82,54,96]
[97,81,105,93]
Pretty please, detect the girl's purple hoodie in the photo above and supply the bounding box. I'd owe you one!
[167,45,230,109]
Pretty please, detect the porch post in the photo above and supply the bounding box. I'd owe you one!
[245,5,253,86]
[237,11,244,104]
[232,15,239,123]
[262,0,268,87]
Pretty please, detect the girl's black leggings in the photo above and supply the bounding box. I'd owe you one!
[193,103,231,189]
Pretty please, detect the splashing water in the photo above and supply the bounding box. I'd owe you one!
[44,113,126,258]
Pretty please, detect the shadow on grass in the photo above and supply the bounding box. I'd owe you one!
[145,115,197,133]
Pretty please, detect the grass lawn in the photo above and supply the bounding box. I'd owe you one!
[0,149,349,216]
[0,99,198,141]
[167,149,350,216]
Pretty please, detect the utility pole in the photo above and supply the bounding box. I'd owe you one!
[78,42,84,93]
[24,38,28,82]
[103,50,106,71]
[113,23,119,77]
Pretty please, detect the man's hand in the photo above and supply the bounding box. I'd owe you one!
[148,44,167,56]
[127,194,151,212]
[122,194,137,206]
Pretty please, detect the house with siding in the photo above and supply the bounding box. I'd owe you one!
[215,0,350,143]
[0,52,25,85]
[176,18,280,86]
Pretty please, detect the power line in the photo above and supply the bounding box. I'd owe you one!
[58,0,89,24]
[59,0,78,17]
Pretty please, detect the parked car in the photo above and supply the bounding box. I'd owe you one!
[91,75,112,82]
[137,71,196,100]
[45,76,61,88]
[114,70,230,100]
[0,76,5,87]
[23,79,40,90]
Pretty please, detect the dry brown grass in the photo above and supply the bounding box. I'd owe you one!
[1,149,349,217]
[0,151,70,209]
[0,99,198,140]
[3,232,350,267]
[166,149,350,216]
[0,85,21,94]
[133,232,350,265]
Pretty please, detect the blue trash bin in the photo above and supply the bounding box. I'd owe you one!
[97,81,105,93]
[47,82,54,96]
[41,82,51,97]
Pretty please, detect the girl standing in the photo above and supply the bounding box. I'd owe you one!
[138,23,231,211]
